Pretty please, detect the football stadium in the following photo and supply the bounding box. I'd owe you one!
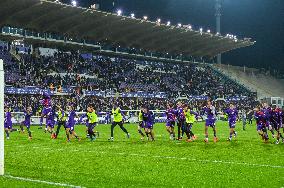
[0,0,283,187]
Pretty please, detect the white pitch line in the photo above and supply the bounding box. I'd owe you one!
[4,175,86,188]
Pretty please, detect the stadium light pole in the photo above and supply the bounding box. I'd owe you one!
[215,0,222,64]
[0,59,4,176]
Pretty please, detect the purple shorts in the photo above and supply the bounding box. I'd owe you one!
[257,124,265,131]
[166,120,175,128]
[66,123,74,131]
[47,120,55,128]
[88,123,97,130]
[205,119,216,127]
[42,107,52,116]
[145,122,154,129]
[4,123,12,129]
[229,120,236,128]
[22,121,31,128]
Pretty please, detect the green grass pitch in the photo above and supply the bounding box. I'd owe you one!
[0,121,283,188]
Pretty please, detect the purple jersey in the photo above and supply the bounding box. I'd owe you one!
[254,111,266,131]
[46,110,56,128]
[203,106,217,120]
[203,106,217,127]
[67,111,76,127]
[176,108,185,122]
[4,112,12,128]
[262,107,272,123]
[225,108,238,122]
[271,108,282,127]
[142,111,155,129]
[166,108,176,121]
[23,111,32,128]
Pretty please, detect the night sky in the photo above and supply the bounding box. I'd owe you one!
[61,0,284,72]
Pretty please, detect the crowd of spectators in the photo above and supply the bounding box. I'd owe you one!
[1,47,253,99]
[1,44,258,113]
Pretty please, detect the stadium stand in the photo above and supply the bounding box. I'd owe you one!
[214,64,284,99]
[1,41,258,112]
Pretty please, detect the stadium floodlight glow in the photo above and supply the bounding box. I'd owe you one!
[130,13,135,18]
[166,21,171,26]
[71,0,77,6]
[143,16,148,20]
[117,9,122,16]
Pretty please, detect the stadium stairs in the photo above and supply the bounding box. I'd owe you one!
[213,64,284,99]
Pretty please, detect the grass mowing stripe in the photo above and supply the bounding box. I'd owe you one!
[4,175,86,188]
[18,146,284,169]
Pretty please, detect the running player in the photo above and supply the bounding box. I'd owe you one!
[176,102,185,140]
[86,103,99,141]
[20,106,33,140]
[39,92,52,131]
[271,105,283,144]
[224,103,238,141]
[138,107,146,140]
[65,105,80,142]
[4,106,17,139]
[203,101,218,143]
[53,105,67,139]
[183,104,198,142]
[108,103,130,141]
[254,107,269,142]
[262,103,275,138]
[46,108,56,138]
[165,103,176,140]
[142,107,155,141]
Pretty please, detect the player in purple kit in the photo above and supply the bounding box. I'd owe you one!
[65,105,80,142]
[262,103,275,138]
[254,107,269,142]
[20,106,33,140]
[165,103,176,140]
[224,104,238,141]
[46,108,56,138]
[4,106,17,140]
[203,101,218,143]
[39,92,52,131]
[142,107,155,141]
[271,105,283,144]
[176,102,185,140]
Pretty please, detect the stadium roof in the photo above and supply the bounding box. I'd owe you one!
[0,0,255,58]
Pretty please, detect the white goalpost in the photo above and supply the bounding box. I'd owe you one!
[0,59,4,175]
